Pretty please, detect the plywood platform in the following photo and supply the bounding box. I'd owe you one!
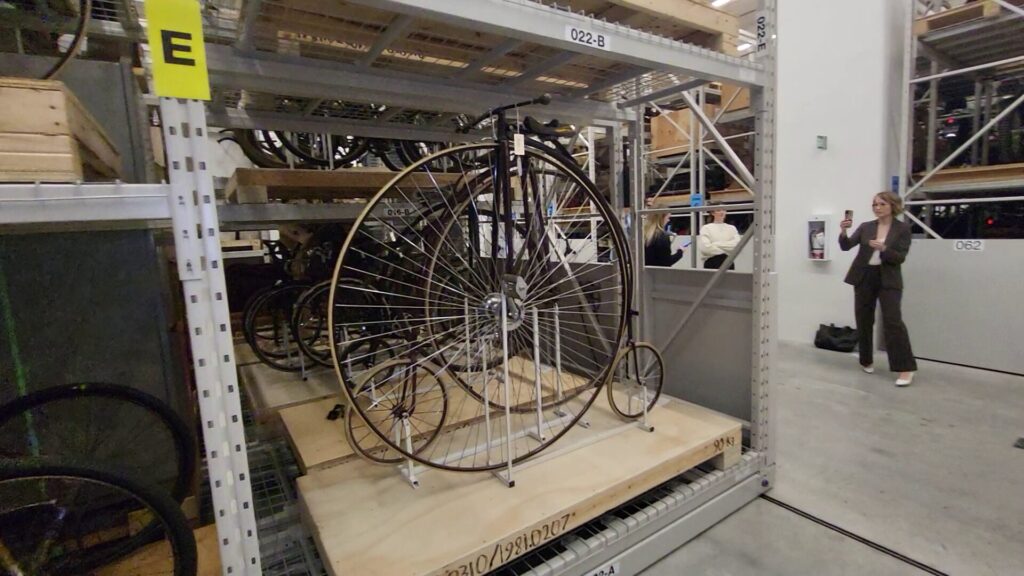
[297,397,741,576]
[224,167,462,204]
[97,524,221,576]
[916,163,1024,187]
[238,362,339,417]
[281,357,590,473]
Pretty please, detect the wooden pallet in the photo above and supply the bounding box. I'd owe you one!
[296,396,741,576]
[913,0,1022,35]
[281,357,590,473]
[223,167,462,204]
[238,362,339,419]
[96,524,221,576]
[652,188,753,206]
[0,77,120,182]
[915,162,1024,186]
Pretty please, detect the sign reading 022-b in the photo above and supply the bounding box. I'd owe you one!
[145,0,210,100]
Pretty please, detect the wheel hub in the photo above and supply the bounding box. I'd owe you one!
[482,292,525,331]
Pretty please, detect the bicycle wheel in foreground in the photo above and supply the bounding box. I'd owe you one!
[0,382,196,504]
[0,459,197,576]
[329,142,629,472]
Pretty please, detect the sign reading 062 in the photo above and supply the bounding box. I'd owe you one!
[145,0,210,100]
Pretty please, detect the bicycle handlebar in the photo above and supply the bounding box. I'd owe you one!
[459,93,552,132]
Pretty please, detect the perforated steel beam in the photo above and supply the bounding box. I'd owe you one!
[206,107,487,142]
[205,45,628,123]
[343,0,766,87]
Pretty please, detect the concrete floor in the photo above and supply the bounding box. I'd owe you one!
[643,342,1024,576]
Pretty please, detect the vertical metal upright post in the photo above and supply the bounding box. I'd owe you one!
[698,86,707,201]
[926,61,939,171]
[898,0,915,197]
[498,297,515,487]
[971,81,983,165]
[689,89,699,268]
[162,98,261,575]
[531,308,545,440]
[482,331,493,465]
[750,0,778,478]
[981,80,994,164]
[630,111,649,343]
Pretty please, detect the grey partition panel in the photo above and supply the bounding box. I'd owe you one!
[645,268,753,421]
[902,240,1024,374]
[0,231,185,412]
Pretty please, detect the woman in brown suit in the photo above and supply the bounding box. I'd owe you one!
[838,191,917,386]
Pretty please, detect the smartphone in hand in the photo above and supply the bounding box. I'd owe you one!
[844,209,853,221]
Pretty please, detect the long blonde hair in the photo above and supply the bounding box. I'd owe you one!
[643,213,666,246]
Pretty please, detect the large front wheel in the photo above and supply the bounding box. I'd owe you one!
[329,142,630,472]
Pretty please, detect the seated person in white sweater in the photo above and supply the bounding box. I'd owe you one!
[698,207,740,269]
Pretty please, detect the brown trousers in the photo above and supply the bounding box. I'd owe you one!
[854,266,917,372]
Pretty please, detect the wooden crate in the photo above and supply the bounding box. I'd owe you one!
[0,77,120,182]
[912,0,1023,35]
[650,104,718,158]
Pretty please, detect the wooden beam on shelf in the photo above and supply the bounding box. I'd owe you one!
[607,0,739,38]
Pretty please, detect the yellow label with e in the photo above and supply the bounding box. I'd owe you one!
[145,0,210,100]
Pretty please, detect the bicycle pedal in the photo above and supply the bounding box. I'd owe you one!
[325,404,344,420]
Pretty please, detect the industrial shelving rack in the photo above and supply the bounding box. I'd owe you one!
[0,1,776,574]
[898,0,1024,238]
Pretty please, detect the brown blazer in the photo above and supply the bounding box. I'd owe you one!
[839,219,912,290]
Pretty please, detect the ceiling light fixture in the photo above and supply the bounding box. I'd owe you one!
[737,42,752,51]
[711,0,732,7]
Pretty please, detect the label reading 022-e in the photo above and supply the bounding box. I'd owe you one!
[565,25,610,51]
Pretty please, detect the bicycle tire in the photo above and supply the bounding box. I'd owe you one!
[344,358,448,465]
[606,342,664,420]
[0,458,198,576]
[243,283,312,372]
[0,383,196,505]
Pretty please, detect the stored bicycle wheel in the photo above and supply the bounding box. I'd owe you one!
[606,342,664,420]
[0,458,197,576]
[292,281,333,367]
[329,141,629,472]
[244,283,311,371]
[344,359,447,465]
[0,382,196,504]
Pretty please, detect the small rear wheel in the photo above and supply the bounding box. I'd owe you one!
[606,342,663,420]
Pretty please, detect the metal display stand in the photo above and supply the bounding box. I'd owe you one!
[0,0,777,573]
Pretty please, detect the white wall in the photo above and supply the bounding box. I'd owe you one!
[775,0,908,342]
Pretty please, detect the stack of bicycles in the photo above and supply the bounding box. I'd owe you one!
[0,383,199,575]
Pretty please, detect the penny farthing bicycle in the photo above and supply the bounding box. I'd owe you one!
[329,95,636,475]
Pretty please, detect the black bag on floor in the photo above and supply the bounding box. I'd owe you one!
[814,324,858,352]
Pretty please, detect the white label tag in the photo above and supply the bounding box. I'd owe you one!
[565,25,611,51]
[756,13,768,52]
[953,239,984,252]
[584,562,622,576]
[513,133,525,156]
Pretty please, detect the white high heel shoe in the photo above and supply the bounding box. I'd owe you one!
[895,372,915,387]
